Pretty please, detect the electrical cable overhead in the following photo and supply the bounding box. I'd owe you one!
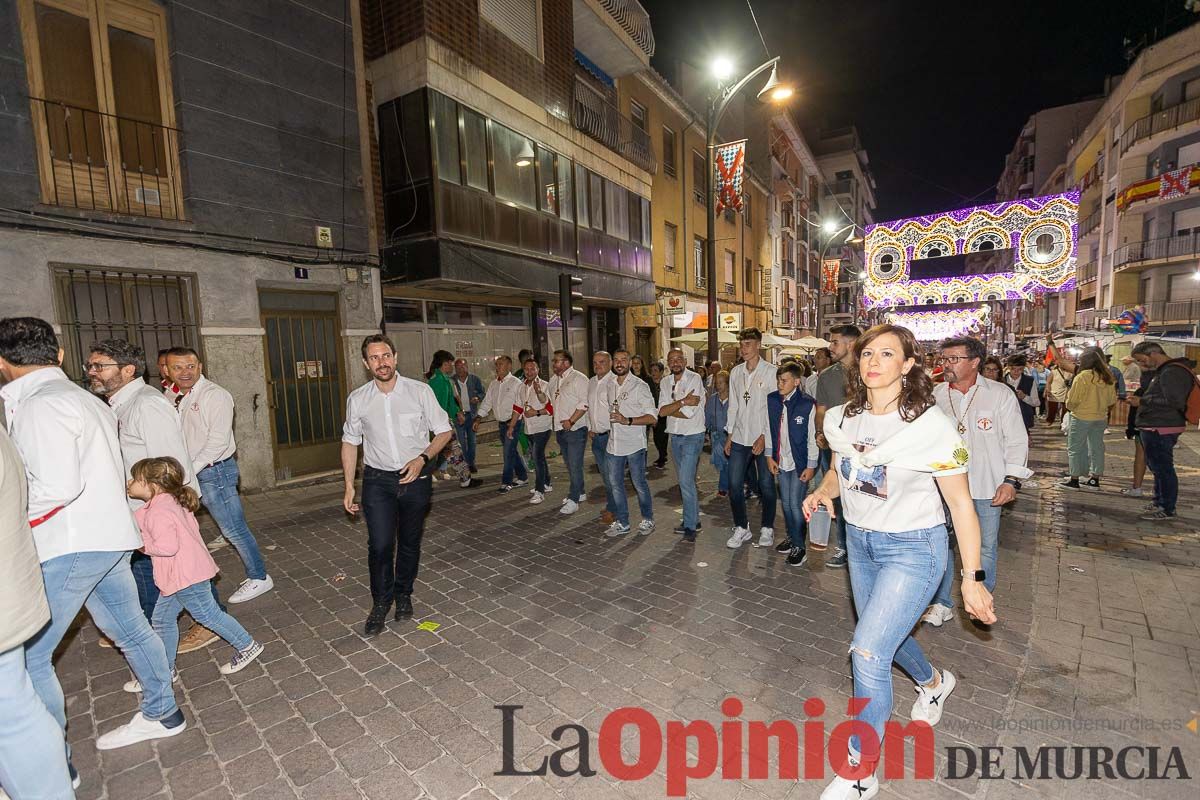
[745,0,770,57]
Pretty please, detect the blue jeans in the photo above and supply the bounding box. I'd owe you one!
[1141,430,1180,515]
[727,442,777,530]
[670,433,705,531]
[197,459,267,581]
[592,431,616,514]
[130,551,223,623]
[152,582,253,671]
[455,412,478,468]
[846,523,946,765]
[933,499,1000,609]
[777,468,810,547]
[709,429,730,493]
[528,430,552,492]
[556,426,588,500]
[605,448,653,526]
[27,551,177,729]
[499,421,529,486]
[0,645,73,799]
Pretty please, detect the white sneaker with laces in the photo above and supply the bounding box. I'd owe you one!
[219,641,265,675]
[228,575,274,604]
[637,519,655,535]
[921,604,954,627]
[529,491,545,505]
[123,669,179,694]
[819,772,878,800]
[576,494,587,503]
[1120,486,1144,497]
[755,527,774,548]
[96,712,186,750]
[910,668,956,726]
[604,521,631,537]
[560,499,579,515]
[725,526,753,548]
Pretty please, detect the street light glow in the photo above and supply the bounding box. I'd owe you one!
[822,219,840,235]
[712,56,734,80]
[515,141,535,167]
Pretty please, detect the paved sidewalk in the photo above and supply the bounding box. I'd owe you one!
[58,427,1200,799]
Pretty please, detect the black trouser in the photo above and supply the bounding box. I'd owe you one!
[653,420,669,465]
[362,466,433,607]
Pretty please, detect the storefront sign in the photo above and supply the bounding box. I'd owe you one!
[719,312,742,331]
[660,294,687,314]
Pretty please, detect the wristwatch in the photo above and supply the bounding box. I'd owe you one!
[418,453,430,464]
[961,569,986,582]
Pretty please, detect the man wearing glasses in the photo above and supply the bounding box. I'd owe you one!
[342,335,452,636]
[165,347,273,604]
[923,337,1031,628]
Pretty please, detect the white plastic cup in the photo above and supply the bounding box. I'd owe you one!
[808,506,831,550]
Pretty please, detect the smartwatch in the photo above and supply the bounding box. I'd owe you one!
[961,569,986,582]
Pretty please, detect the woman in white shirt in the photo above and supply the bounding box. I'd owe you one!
[803,325,996,800]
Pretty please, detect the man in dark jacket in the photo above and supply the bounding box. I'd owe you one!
[1129,342,1196,520]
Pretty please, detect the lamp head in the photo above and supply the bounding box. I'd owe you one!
[515,141,535,167]
[712,56,734,81]
[755,64,792,102]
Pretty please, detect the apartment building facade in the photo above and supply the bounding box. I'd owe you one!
[0,0,378,488]
[362,0,658,378]
[1066,22,1200,336]
[619,68,769,365]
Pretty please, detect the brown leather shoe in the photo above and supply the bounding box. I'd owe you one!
[177,624,220,654]
[600,510,615,525]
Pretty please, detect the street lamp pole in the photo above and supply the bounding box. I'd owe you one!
[705,57,782,357]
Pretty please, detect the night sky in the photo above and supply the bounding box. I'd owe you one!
[639,0,1190,222]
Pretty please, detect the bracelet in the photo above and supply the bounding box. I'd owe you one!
[419,453,430,464]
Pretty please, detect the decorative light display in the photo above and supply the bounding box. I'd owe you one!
[863,191,1079,308]
[885,307,990,341]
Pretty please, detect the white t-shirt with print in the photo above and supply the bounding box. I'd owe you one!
[833,409,963,534]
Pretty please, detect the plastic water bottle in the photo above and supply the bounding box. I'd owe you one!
[808,506,831,550]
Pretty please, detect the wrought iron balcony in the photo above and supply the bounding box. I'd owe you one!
[572,77,656,173]
[1119,97,1200,155]
[1113,233,1200,271]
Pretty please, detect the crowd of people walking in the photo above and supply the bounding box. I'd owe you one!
[1,311,1194,800]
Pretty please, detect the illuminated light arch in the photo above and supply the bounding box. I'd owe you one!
[863,191,1079,308]
[885,307,990,341]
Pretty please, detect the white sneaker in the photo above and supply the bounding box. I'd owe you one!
[576,494,587,503]
[96,712,186,750]
[544,484,553,494]
[123,669,179,694]
[1120,486,1144,497]
[920,604,954,627]
[512,479,528,488]
[754,527,774,548]
[529,491,545,505]
[725,526,753,548]
[219,641,264,675]
[819,772,879,800]
[560,499,579,515]
[228,575,274,604]
[910,668,957,726]
[604,521,631,537]
[637,519,655,535]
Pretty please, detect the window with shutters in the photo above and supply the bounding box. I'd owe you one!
[724,250,735,294]
[664,222,677,271]
[480,0,542,60]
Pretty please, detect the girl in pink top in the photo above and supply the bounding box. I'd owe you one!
[128,457,263,678]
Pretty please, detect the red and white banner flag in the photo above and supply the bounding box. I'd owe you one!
[713,140,746,214]
[821,258,841,293]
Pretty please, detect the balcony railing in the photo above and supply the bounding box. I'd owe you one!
[597,0,655,56]
[1119,97,1200,155]
[1076,259,1098,283]
[30,97,181,220]
[1077,300,1200,328]
[572,78,656,173]
[1078,158,1103,192]
[1113,233,1200,270]
[828,178,855,196]
[1080,207,1101,235]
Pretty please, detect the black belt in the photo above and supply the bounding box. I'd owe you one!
[201,456,233,471]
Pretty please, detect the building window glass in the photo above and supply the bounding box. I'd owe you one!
[662,126,676,178]
[693,150,706,204]
[744,192,752,225]
[53,266,200,384]
[479,0,541,59]
[640,196,651,248]
[384,299,424,324]
[491,122,535,209]
[744,258,753,294]
[724,250,735,292]
[694,237,706,287]
[556,154,573,222]
[537,146,556,214]
[605,181,629,240]
[462,107,489,191]
[589,171,604,231]
[23,0,182,219]
[575,163,588,228]
[630,99,647,132]
[664,222,677,271]
[432,92,461,184]
[627,189,642,245]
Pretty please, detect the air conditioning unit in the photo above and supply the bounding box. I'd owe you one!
[135,187,161,206]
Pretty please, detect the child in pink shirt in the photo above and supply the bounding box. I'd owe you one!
[127,457,263,680]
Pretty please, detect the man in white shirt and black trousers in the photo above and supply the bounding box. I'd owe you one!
[0,317,185,760]
[165,347,273,604]
[342,334,452,637]
[724,328,778,549]
[87,338,223,655]
[924,336,1032,627]
[548,350,590,515]
[657,349,705,542]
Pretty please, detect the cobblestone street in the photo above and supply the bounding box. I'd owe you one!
[62,426,1200,800]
